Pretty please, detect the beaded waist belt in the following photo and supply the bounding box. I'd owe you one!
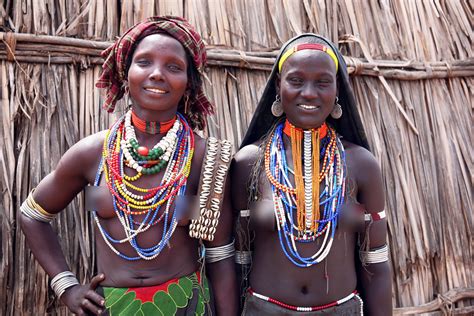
[189,137,232,241]
[248,288,359,312]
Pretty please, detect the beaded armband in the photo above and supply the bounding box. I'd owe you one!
[235,250,252,265]
[364,210,386,222]
[205,240,235,263]
[50,271,79,298]
[20,191,56,223]
[359,244,389,264]
[189,137,232,241]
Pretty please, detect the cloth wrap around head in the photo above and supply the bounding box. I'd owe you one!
[95,16,213,118]
[240,33,370,151]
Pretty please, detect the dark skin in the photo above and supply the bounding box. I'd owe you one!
[231,50,392,314]
[20,34,237,315]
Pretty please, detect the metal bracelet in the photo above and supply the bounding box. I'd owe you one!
[359,244,389,264]
[235,250,252,265]
[20,192,56,222]
[205,240,235,263]
[50,271,79,298]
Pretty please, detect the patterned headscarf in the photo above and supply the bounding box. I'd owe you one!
[96,16,213,118]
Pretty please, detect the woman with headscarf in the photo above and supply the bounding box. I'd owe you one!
[20,16,237,315]
[232,34,392,315]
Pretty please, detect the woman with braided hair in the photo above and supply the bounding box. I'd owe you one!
[232,34,392,315]
[20,16,237,315]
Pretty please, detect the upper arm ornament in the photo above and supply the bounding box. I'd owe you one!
[189,137,233,241]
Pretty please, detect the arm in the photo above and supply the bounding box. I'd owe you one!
[19,133,106,315]
[230,145,258,311]
[355,148,392,315]
[204,177,238,315]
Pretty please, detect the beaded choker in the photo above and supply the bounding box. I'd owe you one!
[265,121,346,267]
[131,111,176,134]
[282,120,328,140]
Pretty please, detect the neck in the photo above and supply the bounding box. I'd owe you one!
[131,110,176,134]
[283,120,328,140]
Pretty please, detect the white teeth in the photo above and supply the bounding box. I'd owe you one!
[145,88,166,94]
[299,104,318,110]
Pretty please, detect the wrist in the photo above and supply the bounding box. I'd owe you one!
[50,271,79,298]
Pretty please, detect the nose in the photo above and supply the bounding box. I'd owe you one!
[149,65,164,81]
[300,83,318,100]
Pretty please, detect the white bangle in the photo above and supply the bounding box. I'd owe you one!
[50,271,79,298]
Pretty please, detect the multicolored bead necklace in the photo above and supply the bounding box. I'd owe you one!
[265,119,346,267]
[92,110,194,260]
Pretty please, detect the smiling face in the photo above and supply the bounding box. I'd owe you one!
[278,49,337,129]
[127,33,188,120]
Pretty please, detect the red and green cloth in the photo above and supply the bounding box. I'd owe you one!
[102,271,210,315]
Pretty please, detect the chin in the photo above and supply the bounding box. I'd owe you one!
[289,119,325,130]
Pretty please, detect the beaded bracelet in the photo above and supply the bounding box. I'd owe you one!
[205,240,235,263]
[235,250,252,265]
[359,244,389,264]
[50,271,79,298]
[364,210,386,222]
[20,191,56,223]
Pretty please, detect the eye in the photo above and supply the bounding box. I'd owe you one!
[134,59,151,66]
[288,77,303,85]
[168,64,184,72]
[317,79,334,88]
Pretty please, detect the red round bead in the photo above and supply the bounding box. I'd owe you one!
[137,146,149,156]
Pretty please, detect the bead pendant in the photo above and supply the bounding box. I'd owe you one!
[137,146,149,156]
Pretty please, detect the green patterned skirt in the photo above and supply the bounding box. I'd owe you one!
[98,271,211,316]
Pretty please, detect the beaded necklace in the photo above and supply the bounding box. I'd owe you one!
[131,110,176,135]
[265,120,346,267]
[92,110,194,261]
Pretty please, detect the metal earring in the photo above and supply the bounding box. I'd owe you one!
[331,97,343,119]
[183,93,190,114]
[271,94,283,117]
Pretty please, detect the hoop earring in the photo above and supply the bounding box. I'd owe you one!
[331,97,343,119]
[271,94,283,117]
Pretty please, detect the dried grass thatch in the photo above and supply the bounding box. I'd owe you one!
[0,1,472,315]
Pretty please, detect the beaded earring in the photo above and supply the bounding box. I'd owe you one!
[331,97,343,119]
[271,94,283,117]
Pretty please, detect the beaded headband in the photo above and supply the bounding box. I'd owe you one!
[278,43,339,72]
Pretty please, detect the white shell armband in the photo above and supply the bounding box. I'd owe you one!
[189,138,233,241]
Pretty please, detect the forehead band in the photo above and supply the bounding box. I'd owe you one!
[278,43,339,72]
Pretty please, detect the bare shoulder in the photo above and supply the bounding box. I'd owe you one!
[343,141,380,181]
[233,142,261,169]
[33,130,108,213]
[56,130,108,179]
[230,142,262,210]
[343,140,384,211]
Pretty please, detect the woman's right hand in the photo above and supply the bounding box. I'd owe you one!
[61,274,106,315]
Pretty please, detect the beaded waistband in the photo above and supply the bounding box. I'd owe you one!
[248,288,359,312]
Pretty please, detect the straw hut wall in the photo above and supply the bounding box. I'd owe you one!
[0,0,472,315]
